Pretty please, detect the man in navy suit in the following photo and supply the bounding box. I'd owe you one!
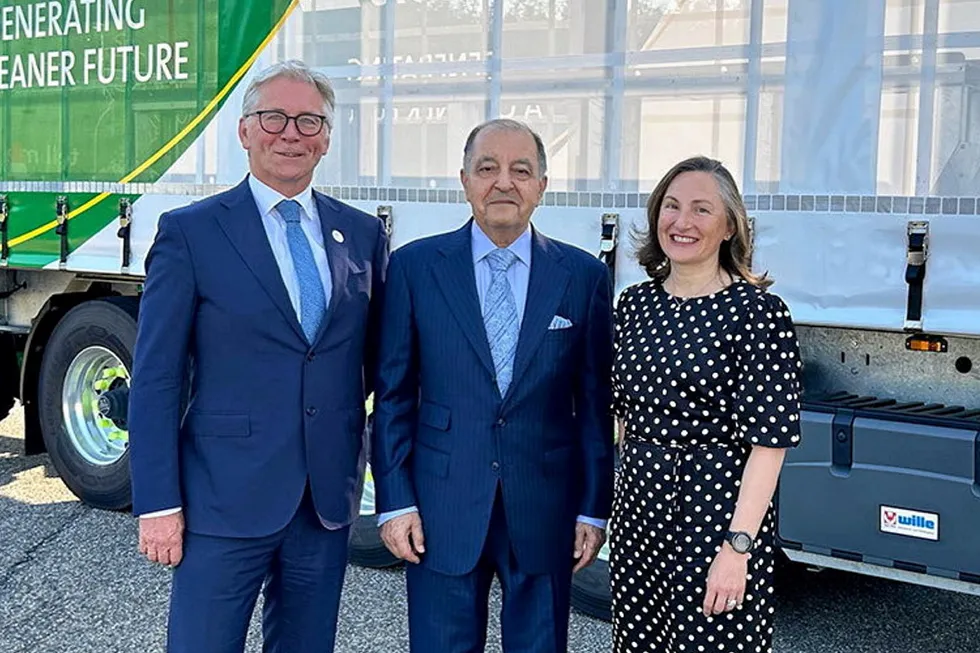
[128,60,387,653]
[372,119,615,652]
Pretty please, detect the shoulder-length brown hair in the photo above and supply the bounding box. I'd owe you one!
[632,155,771,289]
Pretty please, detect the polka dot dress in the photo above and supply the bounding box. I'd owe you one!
[609,278,803,653]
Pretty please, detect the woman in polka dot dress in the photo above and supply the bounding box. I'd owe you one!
[609,156,803,653]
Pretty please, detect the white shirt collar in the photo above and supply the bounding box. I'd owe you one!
[471,220,532,267]
[248,174,317,222]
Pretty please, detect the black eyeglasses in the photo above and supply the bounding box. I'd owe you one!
[246,110,328,137]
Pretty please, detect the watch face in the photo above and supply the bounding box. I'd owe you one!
[731,532,753,553]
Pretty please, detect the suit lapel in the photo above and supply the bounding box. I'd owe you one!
[311,191,349,345]
[215,180,306,343]
[432,223,496,377]
[505,229,570,402]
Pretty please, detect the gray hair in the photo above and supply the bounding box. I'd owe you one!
[241,60,336,131]
[462,119,548,177]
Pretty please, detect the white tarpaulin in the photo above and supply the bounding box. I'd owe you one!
[780,0,887,195]
[753,211,980,337]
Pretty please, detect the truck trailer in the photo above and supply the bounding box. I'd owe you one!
[2,0,979,620]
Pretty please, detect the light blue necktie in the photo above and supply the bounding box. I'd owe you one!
[277,200,327,343]
[483,248,520,396]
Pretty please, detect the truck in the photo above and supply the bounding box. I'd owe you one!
[2,0,978,621]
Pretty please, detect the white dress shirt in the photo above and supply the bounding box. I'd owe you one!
[138,175,332,520]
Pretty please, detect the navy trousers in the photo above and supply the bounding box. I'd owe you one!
[167,486,350,653]
[406,487,573,653]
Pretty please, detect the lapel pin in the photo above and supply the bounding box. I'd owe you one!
[332,229,344,243]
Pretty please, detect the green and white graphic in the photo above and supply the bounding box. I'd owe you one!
[0,0,296,269]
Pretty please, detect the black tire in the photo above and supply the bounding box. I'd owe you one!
[571,559,612,622]
[348,415,400,568]
[348,459,401,568]
[570,447,620,622]
[0,332,18,421]
[348,513,400,568]
[38,297,138,511]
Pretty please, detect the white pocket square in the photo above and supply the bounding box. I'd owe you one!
[548,315,573,330]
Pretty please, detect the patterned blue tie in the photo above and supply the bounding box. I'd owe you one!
[277,200,327,343]
[483,248,520,396]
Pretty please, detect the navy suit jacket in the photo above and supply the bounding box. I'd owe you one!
[372,221,614,576]
[128,178,387,538]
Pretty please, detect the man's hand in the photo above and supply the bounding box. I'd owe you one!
[380,512,426,564]
[572,522,605,572]
[139,512,185,567]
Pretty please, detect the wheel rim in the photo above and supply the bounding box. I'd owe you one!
[62,346,130,466]
[360,464,376,516]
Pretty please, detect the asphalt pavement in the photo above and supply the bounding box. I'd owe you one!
[1,404,978,653]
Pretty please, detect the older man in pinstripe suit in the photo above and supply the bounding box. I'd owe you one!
[371,118,615,652]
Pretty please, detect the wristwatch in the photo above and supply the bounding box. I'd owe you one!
[725,530,755,554]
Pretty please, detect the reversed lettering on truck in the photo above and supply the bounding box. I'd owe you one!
[880,505,940,541]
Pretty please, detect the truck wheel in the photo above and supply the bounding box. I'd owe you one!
[348,463,401,568]
[38,298,138,510]
[571,544,612,622]
[0,332,18,421]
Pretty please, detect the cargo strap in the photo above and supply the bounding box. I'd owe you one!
[55,196,70,269]
[0,194,8,264]
[377,205,393,254]
[117,198,133,271]
[598,212,619,284]
[904,221,929,331]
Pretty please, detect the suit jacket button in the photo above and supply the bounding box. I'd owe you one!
[491,461,500,472]
[307,352,316,362]
[496,418,506,427]
[306,406,317,416]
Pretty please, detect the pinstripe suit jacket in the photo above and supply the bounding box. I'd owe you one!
[371,220,614,576]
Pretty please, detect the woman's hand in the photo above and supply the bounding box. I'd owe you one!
[705,445,786,617]
[702,544,748,617]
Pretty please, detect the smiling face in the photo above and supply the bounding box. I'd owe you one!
[238,76,330,197]
[461,126,547,246]
[656,171,734,270]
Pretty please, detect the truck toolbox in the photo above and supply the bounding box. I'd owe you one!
[779,392,980,582]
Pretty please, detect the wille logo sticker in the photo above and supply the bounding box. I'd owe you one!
[880,505,939,541]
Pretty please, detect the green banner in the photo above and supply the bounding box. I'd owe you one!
[1,0,295,184]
